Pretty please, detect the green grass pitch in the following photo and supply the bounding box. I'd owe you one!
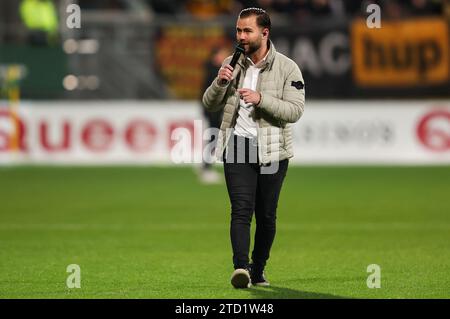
[0,165,449,298]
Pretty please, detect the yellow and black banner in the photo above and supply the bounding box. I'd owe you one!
[351,18,449,87]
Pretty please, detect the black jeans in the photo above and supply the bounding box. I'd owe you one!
[223,134,289,271]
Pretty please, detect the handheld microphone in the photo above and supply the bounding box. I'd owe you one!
[220,43,245,85]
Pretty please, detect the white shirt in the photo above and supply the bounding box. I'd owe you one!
[233,52,269,139]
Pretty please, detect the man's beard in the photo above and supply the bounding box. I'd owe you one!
[242,40,261,56]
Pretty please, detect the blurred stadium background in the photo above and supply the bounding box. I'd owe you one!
[0,0,449,298]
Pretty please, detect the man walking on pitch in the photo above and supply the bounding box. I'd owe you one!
[202,7,305,288]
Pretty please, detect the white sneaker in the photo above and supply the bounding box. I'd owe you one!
[230,268,251,289]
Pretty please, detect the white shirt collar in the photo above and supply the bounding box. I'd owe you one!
[246,49,269,68]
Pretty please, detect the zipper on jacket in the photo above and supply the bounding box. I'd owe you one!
[255,68,265,164]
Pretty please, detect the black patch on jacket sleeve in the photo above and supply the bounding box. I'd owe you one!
[291,81,304,90]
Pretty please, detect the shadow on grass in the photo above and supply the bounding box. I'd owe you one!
[247,285,348,299]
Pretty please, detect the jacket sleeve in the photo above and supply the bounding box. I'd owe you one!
[202,57,233,112]
[257,63,305,123]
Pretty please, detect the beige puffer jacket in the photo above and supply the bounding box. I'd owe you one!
[202,41,305,164]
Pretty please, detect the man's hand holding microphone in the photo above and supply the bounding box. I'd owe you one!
[218,64,234,84]
[217,43,261,106]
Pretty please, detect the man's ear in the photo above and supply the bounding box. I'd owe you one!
[262,28,269,38]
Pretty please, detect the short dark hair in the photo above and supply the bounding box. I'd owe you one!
[239,7,271,32]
